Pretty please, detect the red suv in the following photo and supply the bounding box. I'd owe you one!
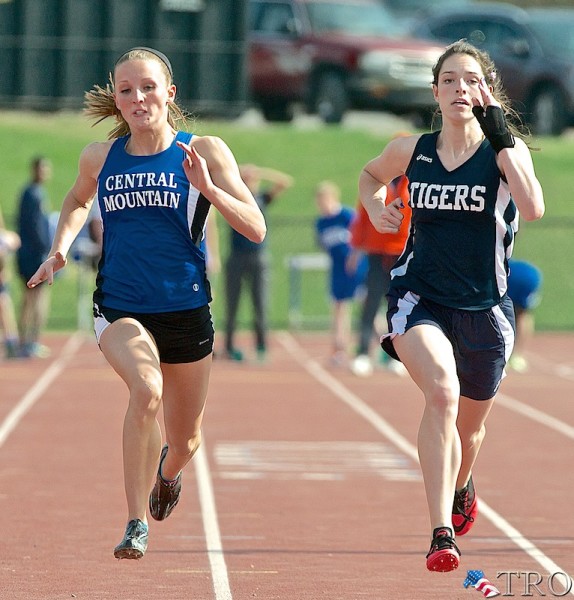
[247,0,444,123]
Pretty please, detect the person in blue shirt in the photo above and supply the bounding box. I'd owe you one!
[27,47,266,560]
[506,258,542,372]
[315,180,367,365]
[16,156,53,358]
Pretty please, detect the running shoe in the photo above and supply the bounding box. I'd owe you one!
[256,344,268,363]
[508,354,528,373]
[350,354,373,377]
[426,526,460,572]
[4,339,19,359]
[20,342,51,358]
[149,445,182,521]
[113,519,148,560]
[224,348,244,362]
[452,474,478,536]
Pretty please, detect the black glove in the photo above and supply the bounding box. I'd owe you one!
[472,105,515,154]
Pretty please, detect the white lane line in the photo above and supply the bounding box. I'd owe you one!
[527,351,574,381]
[214,440,421,481]
[498,393,574,440]
[1,333,233,597]
[0,332,85,449]
[194,440,233,600]
[277,331,574,595]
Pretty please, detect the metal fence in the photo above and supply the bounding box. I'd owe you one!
[0,0,248,117]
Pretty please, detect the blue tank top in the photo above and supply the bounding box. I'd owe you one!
[315,206,354,263]
[93,131,212,312]
[391,132,518,310]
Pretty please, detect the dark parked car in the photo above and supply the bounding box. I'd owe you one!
[247,0,444,124]
[384,0,473,31]
[410,2,574,135]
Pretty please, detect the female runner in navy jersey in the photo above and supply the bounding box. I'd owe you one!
[358,40,544,572]
[27,47,266,559]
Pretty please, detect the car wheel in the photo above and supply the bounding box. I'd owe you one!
[529,87,567,136]
[313,72,347,124]
[260,99,294,123]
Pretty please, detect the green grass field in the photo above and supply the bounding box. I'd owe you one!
[1,109,572,333]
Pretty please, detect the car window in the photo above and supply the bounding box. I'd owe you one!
[252,2,296,35]
[529,17,574,55]
[478,22,525,52]
[428,18,526,53]
[306,1,398,37]
[428,19,477,43]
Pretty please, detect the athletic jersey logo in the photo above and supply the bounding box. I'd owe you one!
[101,171,181,212]
[416,153,433,163]
[410,182,486,212]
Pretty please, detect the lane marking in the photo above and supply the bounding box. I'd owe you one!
[165,569,277,575]
[214,440,421,481]
[498,393,574,440]
[528,350,574,381]
[277,331,574,595]
[0,334,234,598]
[0,332,85,449]
[194,440,233,600]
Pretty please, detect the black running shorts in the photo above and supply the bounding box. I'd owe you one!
[93,302,214,364]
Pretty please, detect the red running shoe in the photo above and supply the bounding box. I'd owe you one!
[453,475,478,536]
[426,527,461,572]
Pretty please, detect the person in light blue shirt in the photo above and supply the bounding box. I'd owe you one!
[315,180,367,365]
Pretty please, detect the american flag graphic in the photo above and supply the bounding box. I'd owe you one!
[463,570,501,598]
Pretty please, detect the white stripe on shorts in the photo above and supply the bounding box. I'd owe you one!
[381,291,420,344]
[492,302,515,364]
[93,304,111,344]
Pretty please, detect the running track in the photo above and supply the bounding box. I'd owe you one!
[1,331,572,599]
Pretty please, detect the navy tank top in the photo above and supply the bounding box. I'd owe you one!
[390,131,518,310]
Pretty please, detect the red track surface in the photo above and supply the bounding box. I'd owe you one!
[1,331,572,599]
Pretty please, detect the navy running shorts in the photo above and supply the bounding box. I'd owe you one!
[93,303,214,364]
[381,288,516,401]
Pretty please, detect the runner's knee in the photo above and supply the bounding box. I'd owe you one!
[460,423,487,450]
[169,432,202,461]
[425,380,460,420]
[128,373,163,419]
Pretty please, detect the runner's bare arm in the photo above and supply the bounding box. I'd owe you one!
[178,136,267,243]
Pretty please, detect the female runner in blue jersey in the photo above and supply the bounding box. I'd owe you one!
[27,47,266,560]
[358,40,544,573]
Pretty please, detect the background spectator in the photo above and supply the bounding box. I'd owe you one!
[0,207,21,359]
[349,173,411,377]
[224,164,293,361]
[507,258,543,373]
[315,181,367,366]
[16,156,52,358]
